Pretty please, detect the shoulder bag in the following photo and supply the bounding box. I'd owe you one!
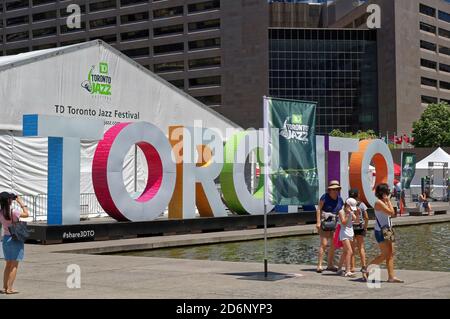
[8,212,30,242]
[375,214,395,242]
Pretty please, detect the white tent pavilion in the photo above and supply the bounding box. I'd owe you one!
[0,40,240,218]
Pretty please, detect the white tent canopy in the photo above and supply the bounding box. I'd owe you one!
[0,40,240,214]
[415,147,450,169]
[410,148,450,198]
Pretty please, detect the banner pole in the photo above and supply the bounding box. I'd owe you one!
[263,96,269,278]
[264,203,268,277]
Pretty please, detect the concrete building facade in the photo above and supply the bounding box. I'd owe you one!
[0,0,269,129]
[0,0,449,134]
[330,0,450,135]
[269,28,378,134]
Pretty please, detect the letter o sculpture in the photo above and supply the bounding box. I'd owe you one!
[349,139,394,207]
[92,122,176,221]
[220,130,274,215]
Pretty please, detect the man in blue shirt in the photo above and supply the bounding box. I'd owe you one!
[315,180,344,273]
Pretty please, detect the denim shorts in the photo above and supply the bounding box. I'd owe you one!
[2,235,24,261]
[374,230,385,243]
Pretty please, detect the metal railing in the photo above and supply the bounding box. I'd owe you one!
[11,193,106,222]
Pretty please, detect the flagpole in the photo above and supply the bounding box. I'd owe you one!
[263,96,269,278]
[264,201,268,277]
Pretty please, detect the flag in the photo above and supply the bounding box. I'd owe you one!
[403,134,410,144]
[263,97,319,205]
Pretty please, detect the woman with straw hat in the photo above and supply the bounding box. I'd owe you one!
[315,180,344,273]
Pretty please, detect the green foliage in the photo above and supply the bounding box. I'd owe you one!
[412,103,450,147]
[329,129,346,137]
[329,129,378,140]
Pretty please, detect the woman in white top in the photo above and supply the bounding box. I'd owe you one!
[367,183,404,283]
[337,198,358,277]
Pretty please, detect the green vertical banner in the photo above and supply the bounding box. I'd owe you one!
[401,152,416,189]
[264,97,319,205]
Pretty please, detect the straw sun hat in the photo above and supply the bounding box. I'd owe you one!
[327,180,341,190]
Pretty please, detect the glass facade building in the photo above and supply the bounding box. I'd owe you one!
[269,1,329,3]
[269,28,378,134]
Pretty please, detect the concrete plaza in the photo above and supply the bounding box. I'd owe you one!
[0,215,449,299]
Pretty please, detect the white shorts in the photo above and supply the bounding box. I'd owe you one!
[339,228,354,241]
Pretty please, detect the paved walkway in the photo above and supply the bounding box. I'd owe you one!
[0,215,449,299]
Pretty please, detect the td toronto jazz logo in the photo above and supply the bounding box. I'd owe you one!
[280,114,310,143]
[81,62,112,96]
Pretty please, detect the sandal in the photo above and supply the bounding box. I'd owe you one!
[316,267,324,273]
[388,278,404,283]
[5,290,19,294]
[344,272,356,278]
[326,265,339,272]
[361,267,368,281]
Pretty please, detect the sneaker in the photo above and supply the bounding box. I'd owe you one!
[336,269,344,276]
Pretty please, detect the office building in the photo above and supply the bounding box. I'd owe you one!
[269,28,378,134]
[0,0,268,129]
[329,0,450,135]
[1,0,450,135]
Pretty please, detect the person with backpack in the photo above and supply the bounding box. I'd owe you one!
[0,192,29,294]
[315,180,344,273]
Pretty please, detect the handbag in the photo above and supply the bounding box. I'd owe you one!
[333,224,343,249]
[375,215,395,242]
[320,216,337,231]
[8,213,30,242]
[353,220,366,236]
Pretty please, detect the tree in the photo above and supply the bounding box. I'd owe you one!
[412,102,450,147]
[329,129,377,140]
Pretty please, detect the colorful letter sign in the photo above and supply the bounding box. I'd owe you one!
[349,139,394,207]
[23,114,104,225]
[92,122,176,221]
[21,115,396,225]
[220,130,274,215]
[168,126,227,219]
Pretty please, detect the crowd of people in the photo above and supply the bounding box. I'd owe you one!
[315,181,404,283]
